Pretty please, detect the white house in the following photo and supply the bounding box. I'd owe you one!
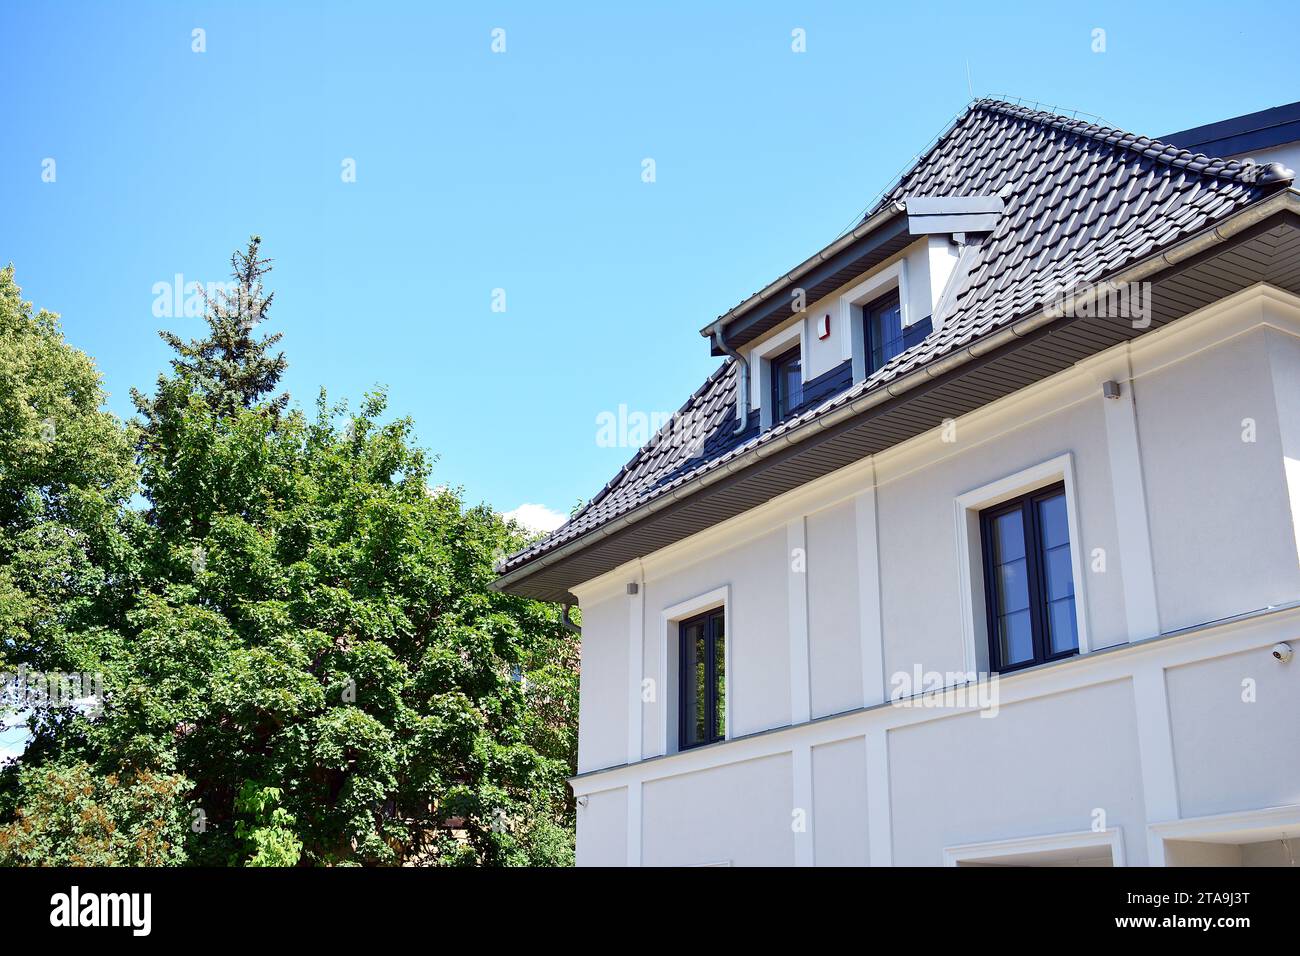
[496,99,1300,867]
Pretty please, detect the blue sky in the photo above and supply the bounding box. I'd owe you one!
[2,1,1294,530]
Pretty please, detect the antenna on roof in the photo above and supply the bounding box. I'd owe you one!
[965,60,974,100]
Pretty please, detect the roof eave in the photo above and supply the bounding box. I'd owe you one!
[698,200,907,349]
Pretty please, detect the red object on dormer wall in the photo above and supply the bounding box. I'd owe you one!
[818,314,831,339]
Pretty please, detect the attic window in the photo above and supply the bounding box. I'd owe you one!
[770,345,803,422]
[842,259,913,384]
[864,292,904,373]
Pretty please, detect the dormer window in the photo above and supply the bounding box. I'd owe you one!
[843,259,911,385]
[770,345,802,422]
[864,292,904,374]
[748,320,807,432]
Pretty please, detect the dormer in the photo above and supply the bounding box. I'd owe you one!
[704,195,1003,434]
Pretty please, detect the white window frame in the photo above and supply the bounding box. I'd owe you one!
[840,259,910,383]
[943,827,1125,867]
[953,452,1092,675]
[659,585,731,756]
[748,320,807,430]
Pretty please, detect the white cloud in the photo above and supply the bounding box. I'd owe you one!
[502,503,567,535]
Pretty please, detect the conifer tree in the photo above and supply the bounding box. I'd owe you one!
[132,236,288,425]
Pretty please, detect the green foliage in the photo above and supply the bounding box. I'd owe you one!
[0,251,579,867]
[233,781,302,866]
[0,761,190,866]
[0,265,140,668]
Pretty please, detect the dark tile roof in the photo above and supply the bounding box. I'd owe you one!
[499,99,1291,580]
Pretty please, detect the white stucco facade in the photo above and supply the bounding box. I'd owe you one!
[570,280,1300,867]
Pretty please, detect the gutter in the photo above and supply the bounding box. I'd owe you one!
[698,201,907,341]
[495,187,1300,596]
[707,326,750,434]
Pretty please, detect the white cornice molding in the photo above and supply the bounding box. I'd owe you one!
[568,598,1300,795]
[1148,803,1300,841]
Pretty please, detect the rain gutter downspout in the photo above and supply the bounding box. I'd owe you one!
[700,200,909,436]
[709,326,750,434]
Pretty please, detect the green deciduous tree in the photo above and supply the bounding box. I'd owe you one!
[0,761,190,866]
[0,266,140,650]
[0,247,579,867]
[0,265,145,819]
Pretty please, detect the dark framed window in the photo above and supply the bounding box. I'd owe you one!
[864,292,904,373]
[678,608,725,750]
[980,483,1078,673]
[769,345,802,423]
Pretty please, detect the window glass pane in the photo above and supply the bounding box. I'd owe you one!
[681,621,707,747]
[1037,492,1070,550]
[782,358,802,414]
[996,559,1030,615]
[999,609,1034,665]
[772,349,802,420]
[1047,598,1078,655]
[992,509,1025,563]
[712,613,725,740]
[1037,490,1077,653]
[1043,544,1074,601]
[988,507,1030,666]
[867,297,903,371]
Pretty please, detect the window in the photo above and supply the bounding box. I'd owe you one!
[678,608,725,750]
[769,346,802,422]
[864,292,903,373]
[980,483,1078,672]
[661,585,729,755]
